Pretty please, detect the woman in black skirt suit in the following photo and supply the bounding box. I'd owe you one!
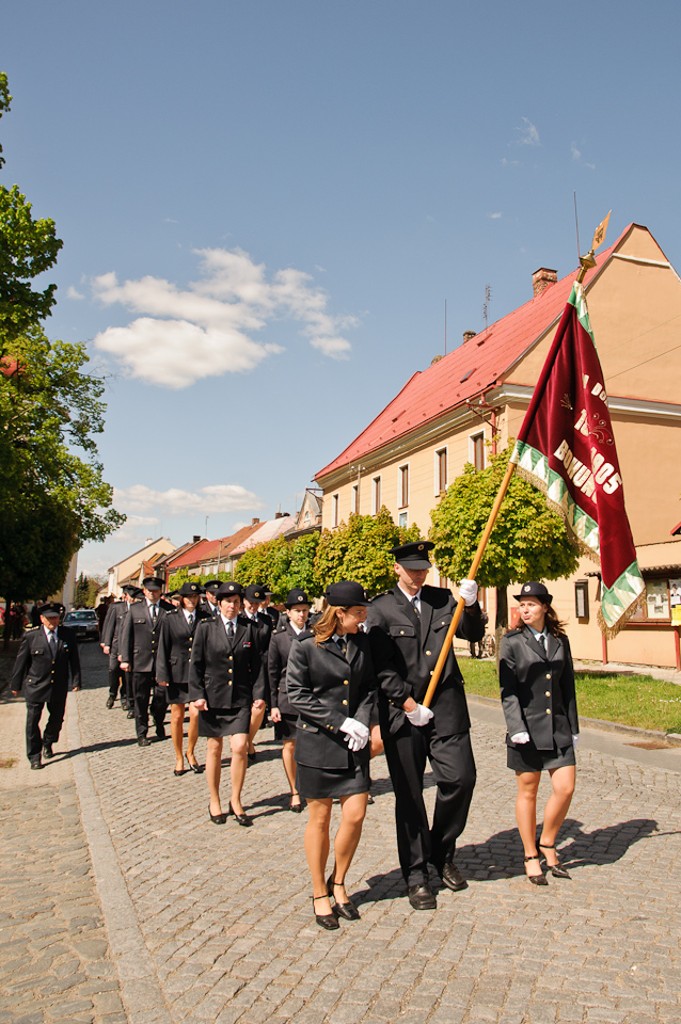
[286,581,377,930]
[267,588,311,812]
[156,581,210,776]
[499,582,579,885]
[189,582,266,826]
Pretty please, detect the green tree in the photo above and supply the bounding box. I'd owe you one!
[429,444,580,628]
[313,508,422,596]
[0,74,62,344]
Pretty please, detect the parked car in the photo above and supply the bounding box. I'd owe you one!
[63,608,99,642]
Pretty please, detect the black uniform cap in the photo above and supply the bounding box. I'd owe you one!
[513,581,553,604]
[142,576,164,590]
[244,585,266,602]
[390,541,434,570]
[203,580,222,594]
[38,602,62,617]
[178,582,202,596]
[285,588,310,608]
[325,581,369,606]
[216,581,244,600]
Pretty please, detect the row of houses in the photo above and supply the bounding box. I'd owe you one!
[104,491,322,597]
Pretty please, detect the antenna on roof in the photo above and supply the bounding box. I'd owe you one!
[444,299,447,355]
[482,284,491,329]
[573,191,581,261]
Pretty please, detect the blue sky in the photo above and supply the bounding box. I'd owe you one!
[4,0,681,576]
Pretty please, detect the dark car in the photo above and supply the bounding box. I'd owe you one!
[64,609,99,642]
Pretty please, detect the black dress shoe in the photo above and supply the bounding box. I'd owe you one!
[42,744,54,759]
[30,760,42,770]
[312,896,340,930]
[126,710,135,719]
[185,756,204,774]
[539,843,571,879]
[524,854,549,886]
[155,728,166,741]
[247,751,257,765]
[121,699,129,711]
[138,737,151,747]
[289,795,303,813]
[327,875,360,920]
[208,805,227,824]
[440,861,468,892]
[106,695,115,709]
[173,768,186,777]
[407,882,437,910]
[228,802,253,827]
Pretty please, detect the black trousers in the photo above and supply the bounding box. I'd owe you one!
[381,715,476,885]
[132,672,167,739]
[25,687,68,761]
[108,665,132,703]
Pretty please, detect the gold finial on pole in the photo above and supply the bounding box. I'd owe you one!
[576,210,612,283]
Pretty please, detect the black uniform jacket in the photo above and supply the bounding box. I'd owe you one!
[188,615,266,709]
[267,621,300,716]
[11,626,81,701]
[156,607,211,686]
[286,632,377,771]
[366,585,483,736]
[101,600,129,667]
[119,599,173,673]
[499,626,579,752]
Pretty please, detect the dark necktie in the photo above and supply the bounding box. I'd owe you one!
[411,597,421,620]
[187,613,194,629]
[226,620,235,638]
[537,633,546,653]
[151,604,158,623]
[336,636,347,656]
[49,632,57,655]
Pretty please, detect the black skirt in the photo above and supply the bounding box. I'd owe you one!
[167,682,190,705]
[198,706,250,738]
[274,712,298,741]
[296,759,369,800]
[507,741,576,773]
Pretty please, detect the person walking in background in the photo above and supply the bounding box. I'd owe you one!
[11,602,81,769]
[156,581,210,777]
[287,581,376,931]
[119,576,172,747]
[499,582,579,886]
[267,588,311,812]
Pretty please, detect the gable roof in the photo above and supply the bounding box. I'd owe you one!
[315,230,627,480]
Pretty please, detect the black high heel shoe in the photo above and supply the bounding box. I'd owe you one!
[208,804,227,824]
[523,854,548,886]
[327,872,361,920]
[186,755,204,774]
[312,895,339,931]
[228,802,253,827]
[539,842,571,878]
[289,793,303,813]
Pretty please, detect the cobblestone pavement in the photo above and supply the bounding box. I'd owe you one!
[1,642,680,1024]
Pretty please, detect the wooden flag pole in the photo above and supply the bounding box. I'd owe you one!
[423,460,517,708]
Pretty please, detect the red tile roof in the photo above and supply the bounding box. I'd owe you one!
[316,232,625,479]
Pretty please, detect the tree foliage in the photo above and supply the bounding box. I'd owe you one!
[429,444,580,620]
[313,508,422,596]
[235,532,321,601]
[0,74,62,343]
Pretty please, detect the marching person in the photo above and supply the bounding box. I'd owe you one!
[119,576,172,746]
[156,581,210,777]
[267,587,311,812]
[499,582,579,885]
[11,602,81,769]
[366,541,483,910]
[199,580,221,617]
[101,584,140,713]
[189,582,266,826]
[242,583,273,762]
[287,581,376,931]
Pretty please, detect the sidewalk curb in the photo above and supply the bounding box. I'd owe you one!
[467,693,681,748]
[67,696,174,1024]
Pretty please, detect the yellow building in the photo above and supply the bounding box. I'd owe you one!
[315,223,681,669]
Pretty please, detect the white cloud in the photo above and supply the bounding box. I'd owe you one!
[67,285,85,300]
[516,117,540,146]
[91,247,356,386]
[113,483,263,516]
[487,212,502,220]
[571,141,596,170]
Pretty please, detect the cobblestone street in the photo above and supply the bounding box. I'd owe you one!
[1,642,680,1024]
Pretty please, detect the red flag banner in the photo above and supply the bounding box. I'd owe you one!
[510,282,645,636]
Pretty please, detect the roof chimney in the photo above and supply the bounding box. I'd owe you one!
[462,330,477,344]
[532,267,558,298]
[192,535,200,544]
[251,517,260,526]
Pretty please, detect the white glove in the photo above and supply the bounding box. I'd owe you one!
[458,579,478,607]
[340,718,370,751]
[405,704,434,727]
[572,734,580,747]
[510,731,530,745]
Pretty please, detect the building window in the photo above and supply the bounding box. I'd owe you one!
[398,511,408,528]
[435,448,447,493]
[471,432,485,471]
[372,476,381,514]
[399,464,409,508]
[628,576,679,623]
[352,484,359,515]
[332,493,339,528]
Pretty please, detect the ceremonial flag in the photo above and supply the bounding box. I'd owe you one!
[510,281,645,636]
